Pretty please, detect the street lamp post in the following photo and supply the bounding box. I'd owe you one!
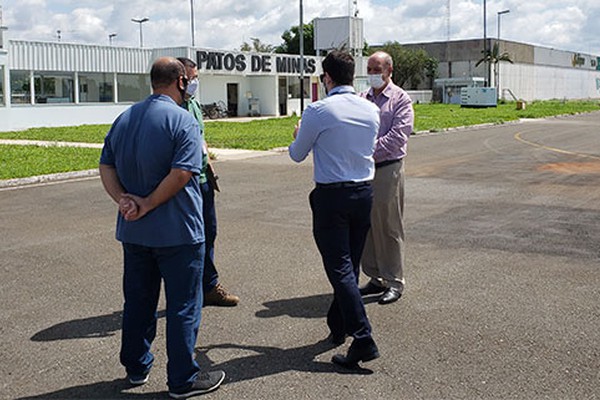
[483,0,488,86]
[190,0,196,47]
[299,0,304,113]
[497,9,510,39]
[497,9,510,100]
[131,17,149,48]
[108,33,117,46]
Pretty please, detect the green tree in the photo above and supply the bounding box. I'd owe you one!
[275,23,315,55]
[371,42,438,90]
[240,37,275,53]
[476,42,513,87]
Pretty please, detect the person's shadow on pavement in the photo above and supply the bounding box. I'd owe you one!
[15,378,166,399]
[22,294,372,399]
[195,337,373,384]
[255,292,379,320]
[30,310,166,342]
[255,293,332,319]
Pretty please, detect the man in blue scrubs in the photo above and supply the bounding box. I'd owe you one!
[289,51,381,369]
[99,57,224,398]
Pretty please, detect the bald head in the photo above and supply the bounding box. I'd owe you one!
[369,51,393,69]
[150,57,186,90]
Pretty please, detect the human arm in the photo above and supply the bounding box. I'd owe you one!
[122,168,194,221]
[99,163,138,220]
[289,108,319,162]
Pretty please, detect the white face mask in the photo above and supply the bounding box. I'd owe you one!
[368,73,385,89]
[186,79,199,96]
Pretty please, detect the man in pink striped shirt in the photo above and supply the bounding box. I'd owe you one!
[359,51,415,305]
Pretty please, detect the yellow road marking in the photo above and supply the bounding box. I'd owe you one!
[514,132,600,160]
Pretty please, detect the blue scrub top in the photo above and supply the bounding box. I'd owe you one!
[100,94,204,247]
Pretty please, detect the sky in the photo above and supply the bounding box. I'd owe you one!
[1,0,599,56]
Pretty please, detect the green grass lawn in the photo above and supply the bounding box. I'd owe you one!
[413,100,600,132]
[0,117,301,151]
[0,145,101,180]
[1,100,598,180]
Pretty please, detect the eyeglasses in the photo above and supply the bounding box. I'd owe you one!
[319,74,325,83]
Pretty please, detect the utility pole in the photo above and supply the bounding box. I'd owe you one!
[190,0,196,47]
[299,0,304,113]
[483,0,488,86]
[446,0,452,77]
[497,9,510,99]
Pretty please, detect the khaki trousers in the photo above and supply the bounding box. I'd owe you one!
[361,159,405,292]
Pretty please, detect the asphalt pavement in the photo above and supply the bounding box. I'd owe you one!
[1,112,599,399]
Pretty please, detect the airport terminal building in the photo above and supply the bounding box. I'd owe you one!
[2,17,600,131]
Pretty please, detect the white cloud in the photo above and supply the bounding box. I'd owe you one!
[1,0,599,55]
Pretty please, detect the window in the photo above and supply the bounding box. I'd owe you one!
[79,72,114,102]
[33,72,74,104]
[10,70,31,104]
[117,73,150,102]
[0,66,4,106]
[287,76,310,99]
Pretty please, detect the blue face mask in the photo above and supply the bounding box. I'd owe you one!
[186,79,199,96]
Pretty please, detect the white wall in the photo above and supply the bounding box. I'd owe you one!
[0,104,130,131]
[197,75,285,116]
[502,63,600,101]
[247,76,278,116]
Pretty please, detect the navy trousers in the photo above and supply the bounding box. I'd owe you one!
[309,184,373,343]
[120,242,204,391]
[200,181,219,292]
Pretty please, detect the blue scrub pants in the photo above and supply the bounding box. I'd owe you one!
[120,242,205,391]
[309,184,373,343]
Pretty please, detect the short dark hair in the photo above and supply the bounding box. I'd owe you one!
[321,51,354,86]
[177,57,197,69]
[150,57,186,90]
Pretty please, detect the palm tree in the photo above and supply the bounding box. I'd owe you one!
[476,42,513,92]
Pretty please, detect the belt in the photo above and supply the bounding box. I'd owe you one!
[375,158,402,169]
[315,181,371,189]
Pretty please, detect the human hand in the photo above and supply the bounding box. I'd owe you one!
[293,119,301,139]
[119,196,138,221]
[120,194,151,221]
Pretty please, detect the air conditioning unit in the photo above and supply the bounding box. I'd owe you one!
[460,87,497,108]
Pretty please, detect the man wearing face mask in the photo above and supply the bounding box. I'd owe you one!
[359,51,414,305]
[290,51,381,369]
[177,57,240,308]
[99,57,225,398]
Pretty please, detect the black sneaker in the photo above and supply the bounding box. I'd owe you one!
[169,370,225,399]
[128,371,150,386]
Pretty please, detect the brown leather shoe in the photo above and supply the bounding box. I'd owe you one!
[203,284,239,307]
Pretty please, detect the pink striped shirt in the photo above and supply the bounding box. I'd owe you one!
[362,81,414,163]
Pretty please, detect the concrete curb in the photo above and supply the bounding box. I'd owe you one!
[0,169,100,190]
[0,139,103,148]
